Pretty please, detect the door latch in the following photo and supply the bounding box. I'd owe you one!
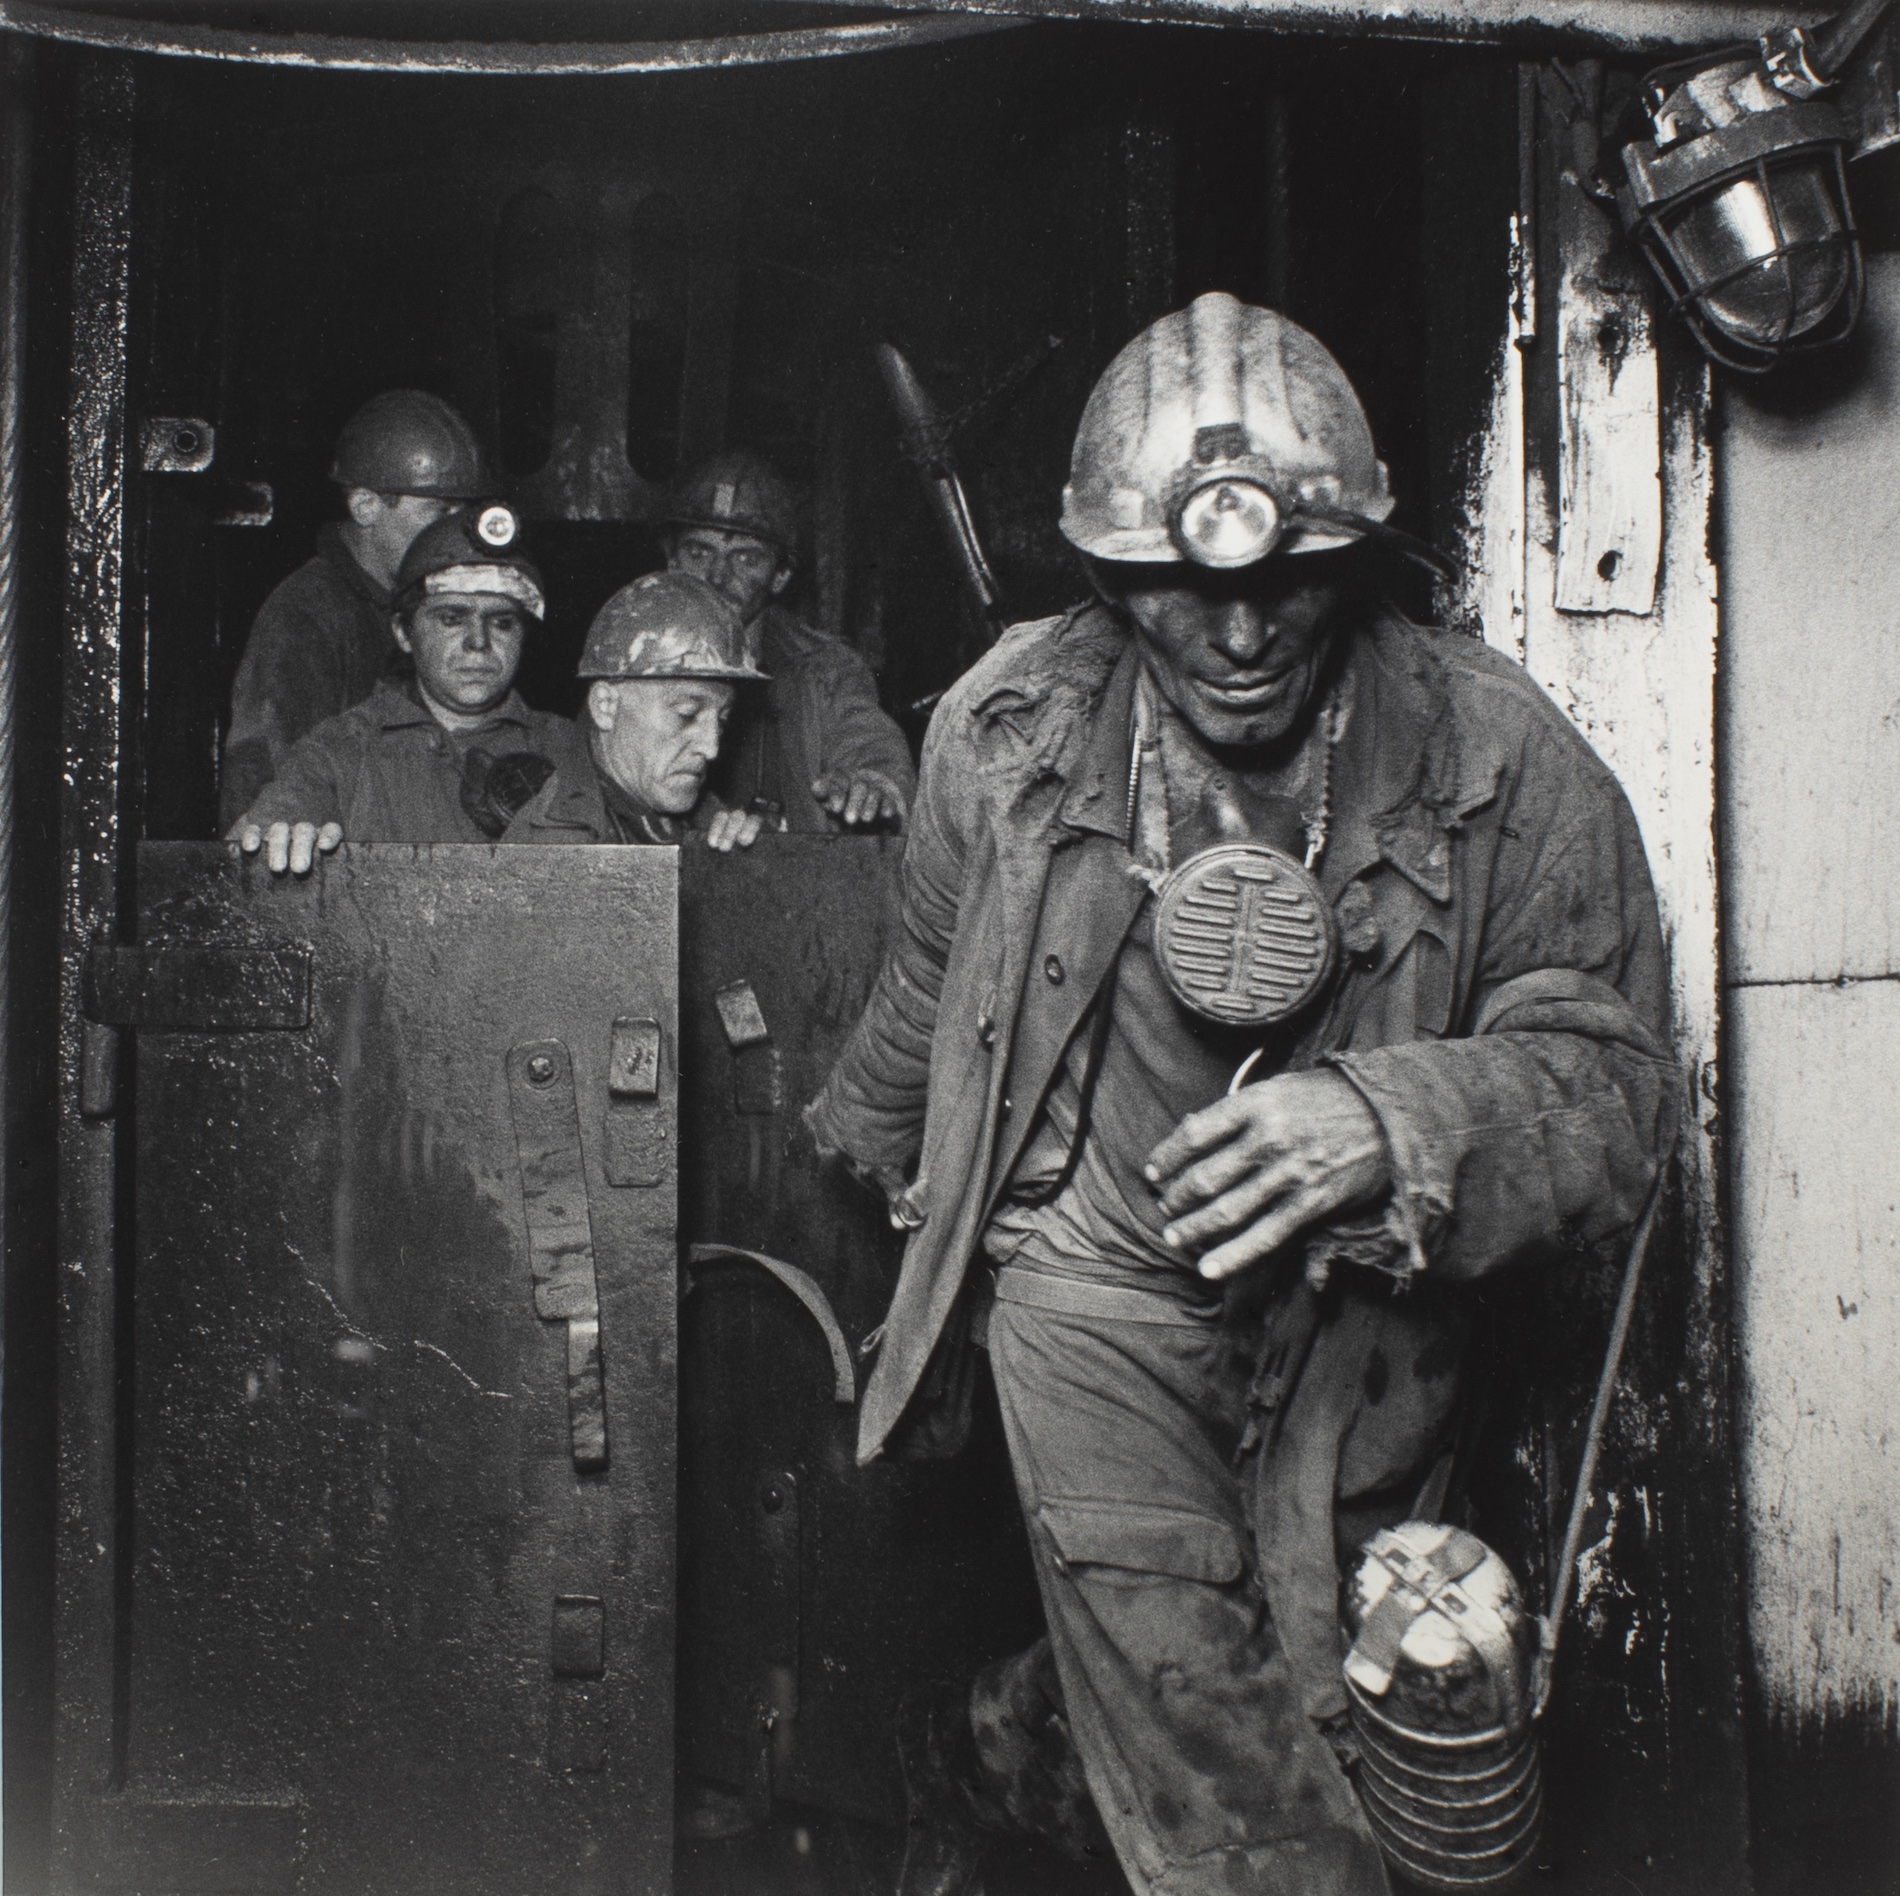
[505,1040,608,1472]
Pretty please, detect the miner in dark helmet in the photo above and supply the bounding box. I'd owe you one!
[230,506,581,873]
[219,389,499,828]
[664,447,915,833]
[501,570,769,853]
[807,294,1677,1896]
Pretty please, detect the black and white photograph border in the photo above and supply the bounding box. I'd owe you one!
[0,2,1892,1893]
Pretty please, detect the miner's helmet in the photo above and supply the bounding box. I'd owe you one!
[578,571,770,683]
[331,389,497,501]
[1061,291,1443,575]
[391,505,545,619]
[665,448,801,566]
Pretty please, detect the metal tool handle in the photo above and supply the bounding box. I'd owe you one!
[1531,1178,1664,1718]
[874,342,1006,635]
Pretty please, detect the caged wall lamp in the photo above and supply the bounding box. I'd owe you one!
[1610,0,1899,371]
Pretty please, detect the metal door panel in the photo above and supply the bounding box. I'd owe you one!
[676,837,1043,1826]
[92,841,676,1896]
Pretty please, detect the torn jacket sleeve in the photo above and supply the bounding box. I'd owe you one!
[1325,784,1678,1283]
[806,705,967,1171]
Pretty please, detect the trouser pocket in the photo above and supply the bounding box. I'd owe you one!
[1037,1497,1247,1586]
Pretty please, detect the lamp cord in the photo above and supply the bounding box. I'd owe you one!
[1811,0,1895,79]
[1531,1178,1665,1719]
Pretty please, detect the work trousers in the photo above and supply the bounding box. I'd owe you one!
[984,1266,1392,1896]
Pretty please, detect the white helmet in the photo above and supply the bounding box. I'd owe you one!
[1061,292,1402,569]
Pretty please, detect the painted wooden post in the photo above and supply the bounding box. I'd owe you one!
[1719,249,1900,1872]
[1551,70,1661,616]
[1453,64,1747,1892]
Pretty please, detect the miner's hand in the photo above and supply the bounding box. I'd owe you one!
[1144,1069,1391,1283]
[704,807,765,853]
[813,768,907,832]
[233,818,343,877]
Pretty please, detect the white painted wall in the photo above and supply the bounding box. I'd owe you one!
[1721,249,1900,1727]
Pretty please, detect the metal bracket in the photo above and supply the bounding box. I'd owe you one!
[713,979,781,1115]
[551,1595,606,1678]
[506,1040,609,1472]
[746,1468,800,1822]
[604,1015,667,1187]
[547,1594,608,1774]
[607,1017,661,1097]
[139,415,214,473]
[211,480,274,528]
[83,941,312,1031]
[713,980,770,1048]
[136,416,273,523]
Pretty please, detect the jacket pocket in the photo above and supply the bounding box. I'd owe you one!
[1037,1498,1246,1584]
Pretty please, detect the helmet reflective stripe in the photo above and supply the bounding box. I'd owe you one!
[1189,290,1245,441]
[393,511,546,615]
[666,448,799,562]
[421,563,545,620]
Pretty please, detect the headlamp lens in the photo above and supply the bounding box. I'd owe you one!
[1175,479,1282,569]
[476,502,519,548]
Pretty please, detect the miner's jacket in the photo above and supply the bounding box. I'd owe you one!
[808,600,1677,1719]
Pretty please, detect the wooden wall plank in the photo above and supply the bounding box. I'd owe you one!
[1553,177,1661,615]
[1718,251,1900,988]
[1729,977,1900,1724]
[1718,252,1900,1801]
[1455,79,1746,1889]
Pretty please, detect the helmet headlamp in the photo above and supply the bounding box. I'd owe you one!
[475,502,520,549]
[1172,477,1285,569]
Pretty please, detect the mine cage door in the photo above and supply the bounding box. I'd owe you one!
[66,842,682,1896]
[8,9,1754,1896]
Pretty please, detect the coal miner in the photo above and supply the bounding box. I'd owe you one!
[219,389,499,829]
[231,507,581,873]
[502,570,768,852]
[806,294,1675,1896]
[664,447,916,833]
